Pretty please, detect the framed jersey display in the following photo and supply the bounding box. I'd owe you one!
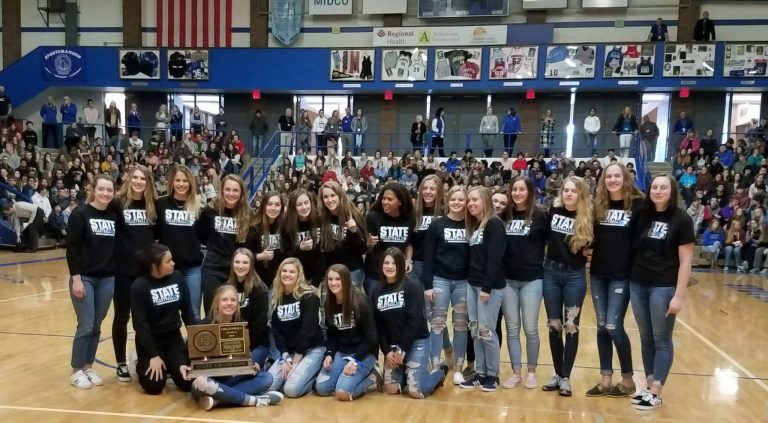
[662,44,715,77]
[330,49,375,81]
[119,49,160,80]
[381,48,428,81]
[544,45,596,79]
[724,44,768,77]
[488,46,538,80]
[434,47,482,81]
[167,50,209,80]
[418,0,509,18]
[603,44,655,78]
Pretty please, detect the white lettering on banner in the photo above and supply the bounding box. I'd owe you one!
[308,0,352,15]
[379,226,409,243]
[150,284,181,306]
[506,220,531,236]
[89,219,116,236]
[377,291,405,311]
[124,209,149,226]
[277,302,301,321]
[443,228,467,243]
[373,26,508,47]
[165,209,195,226]
[648,221,669,240]
[215,216,237,235]
[551,215,575,235]
[601,210,631,227]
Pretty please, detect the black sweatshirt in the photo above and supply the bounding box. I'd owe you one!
[130,271,196,357]
[322,222,366,272]
[365,210,414,277]
[285,220,326,285]
[503,208,549,282]
[154,196,203,269]
[591,199,644,279]
[411,208,436,262]
[370,277,429,354]
[115,199,155,276]
[272,292,324,355]
[631,207,695,287]
[421,216,469,289]
[324,292,379,361]
[236,283,270,350]
[66,204,119,277]
[245,222,284,289]
[468,216,506,293]
[199,207,243,271]
[546,207,587,269]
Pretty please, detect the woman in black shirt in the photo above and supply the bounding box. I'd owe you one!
[541,176,593,397]
[284,189,324,285]
[318,181,366,286]
[629,174,694,410]
[247,191,284,290]
[226,248,270,366]
[371,247,448,399]
[587,163,643,398]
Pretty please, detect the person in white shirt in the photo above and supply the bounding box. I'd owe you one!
[31,188,52,224]
[312,109,328,154]
[2,200,44,252]
[479,106,500,158]
[83,99,100,140]
[128,133,143,150]
[584,108,601,156]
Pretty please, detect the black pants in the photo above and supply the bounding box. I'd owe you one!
[106,126,119,140]
[503,134,518,155]
[316,134,327,155]
[201,263,229,317]
[430,136,445,157]
[42,123,60,148]
[136,331,191,395]
[85,126,97,139]
[112,273,134,364]
[21,211,45,251]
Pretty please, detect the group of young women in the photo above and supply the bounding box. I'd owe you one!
[65,160,692,413]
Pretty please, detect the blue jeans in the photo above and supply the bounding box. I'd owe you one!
[251,134,264,156]
[430,277,469,366]
[70,276,115,369]
[315,352,375,398]
[179,266,202,320]
[502,279,543,370]
[590,277,633,376]
[354,134,364,155]
[363,276,379,296]
[267,346,326,397]
[629,283,677,385]
[466,284,503,377]
[384,338,444,398]
[542,259,587,378]
[191,372,274,406]
[724,245,742,267]
[251,345,269,368]
[701,242,721,261]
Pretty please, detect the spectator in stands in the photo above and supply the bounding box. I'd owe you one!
[126,102,141,140]
[325,110,342,154]
[249,109,269,156]
[0,85,11,128]
[693,11,716,42]
[540,110,556,157]
[647,17,668,42]
[190,106,204,135]
[60,96,77,131]
[40,96,59,149]
[65,123,80,155]
[480,106,499,158]
[502,107,522,156]
[679,130,700,158]
[296,110,312,153]
[583,108,601,156]
[83,99,99,140]
[341,107,354,152]
[2,199,44,252]
[431,108,446,157]
[278,108,295,155]
[312,109,328,155]
[612,107,638,159]
[399,166,418,190]
[215,106,228,133]
[351,108,367,156]
[701,220,724,263]
[22,121,38,149]
[103,100,121,140]
[687,197,705,234]
[673,112,693,145]
[640,116,659,161]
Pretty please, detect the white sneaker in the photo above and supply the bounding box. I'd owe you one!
[502,374,522,389]
[631,388,651,404]
[70,370,93,389]
[523,373,537,389]
[128,351,138,379]
[84,368,104,386]
[452,371,465,385]
[634,392,663,410]
[723,267,729,272]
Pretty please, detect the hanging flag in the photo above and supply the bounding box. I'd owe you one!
[271,0,303,46]
[157,0,232,48]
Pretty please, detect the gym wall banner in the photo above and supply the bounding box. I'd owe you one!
[363,0,407,14]
[488,46,538,80]
[330,50,375,81]
[167,50,209,80]
[381,48,428,81]
[434,48,482,81]
[724,43,768,77]
[373,26,507,47]
[41,47,86,81]
[418,0,509,18]
[119,49,160,80]
[308,0,352,15]
[544,45,596,79]
[662,44,715,77]
[271,0,303,46]
[603,44,655,78]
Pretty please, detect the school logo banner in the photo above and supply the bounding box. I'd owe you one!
[271,0,304,46]
[41,48,86,81]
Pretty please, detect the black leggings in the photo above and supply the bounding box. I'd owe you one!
[136,332,191,395]
[430,136,445,157]
[112,273,134,364]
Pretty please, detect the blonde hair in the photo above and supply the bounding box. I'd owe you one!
[271,258,317,310]
[168,165,200,218]
[226,248,267,298]
[208,285,242,324]
[554,176,594,254]
[466,186,494,238]
[593,163,643,222]
[118,165,158,223]
[444,185,466,217]
[414,174,444,232]
[215,175,252,243]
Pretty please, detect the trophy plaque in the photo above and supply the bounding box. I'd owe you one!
[187,322,255,378]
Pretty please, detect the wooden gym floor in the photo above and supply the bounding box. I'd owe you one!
[0,250,766,423]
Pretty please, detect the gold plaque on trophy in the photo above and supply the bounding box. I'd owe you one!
[187,322,255,378]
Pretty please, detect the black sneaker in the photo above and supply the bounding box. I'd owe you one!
[634,393,662,410]
[116,364,132,382]
[460,374,484,389]
[436,364,449,389]
[481,376,499,392]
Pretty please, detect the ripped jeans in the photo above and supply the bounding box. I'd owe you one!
[466,284,503,378]
[383,338,444,398]
[542,259,587,379]
[590,277,633,377]
[429,277,469,367]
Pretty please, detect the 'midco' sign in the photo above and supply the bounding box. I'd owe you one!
[308,0,352,15]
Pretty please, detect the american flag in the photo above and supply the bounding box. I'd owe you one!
[156,0,232,48]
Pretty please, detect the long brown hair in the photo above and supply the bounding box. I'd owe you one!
[215,174,252,243]
[503,176,538,227]
[252,190,283,250]
[317,181,365,252]
[283,188,319,249]
[168,164,200,218]
[414,174,444,231]
[554,176,594,253]
[593,163,644,222]
[324,264,358,326]
[226,248,267,298]
[118,165,158,223]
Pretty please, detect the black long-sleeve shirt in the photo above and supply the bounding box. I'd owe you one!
[370,277,429,354]
[245,222,284,289]
[365,210,414,277]
[468,216,506,293]
[236,283,270,350]
[324,292,378,361]
[546,207,588,269]
[591,199,644,279]
[130,271,196,357]
[66,204,119,277]
[272,292,324,355]
[421,216,469,289]
[199,207,243,272]
[503,208,549,282]
[411,207,436,262]
[115,199,155,276]
[321,221,366,273]
[285,220,325,285]
[154,196,203,269]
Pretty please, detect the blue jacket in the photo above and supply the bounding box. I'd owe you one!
[341,114,353,132]
[502,114,521,134]
[60,102,77,124]
[40,103,57,124]
[716,149,734,168]
[446,158,460,173]
[702,229,724,247]
[673,118,693,135]
[679,173,697,188]
[127,111,142,127]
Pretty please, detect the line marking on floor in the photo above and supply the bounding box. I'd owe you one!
[677,317,768,393]
[0,404,263,423]
[0,256,66,267]
[0,288,68,303]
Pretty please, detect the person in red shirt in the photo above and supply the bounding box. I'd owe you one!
[322,165,338,184]
[512,152,529,174]
[359,160,374,181]
[232,133,246,157]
